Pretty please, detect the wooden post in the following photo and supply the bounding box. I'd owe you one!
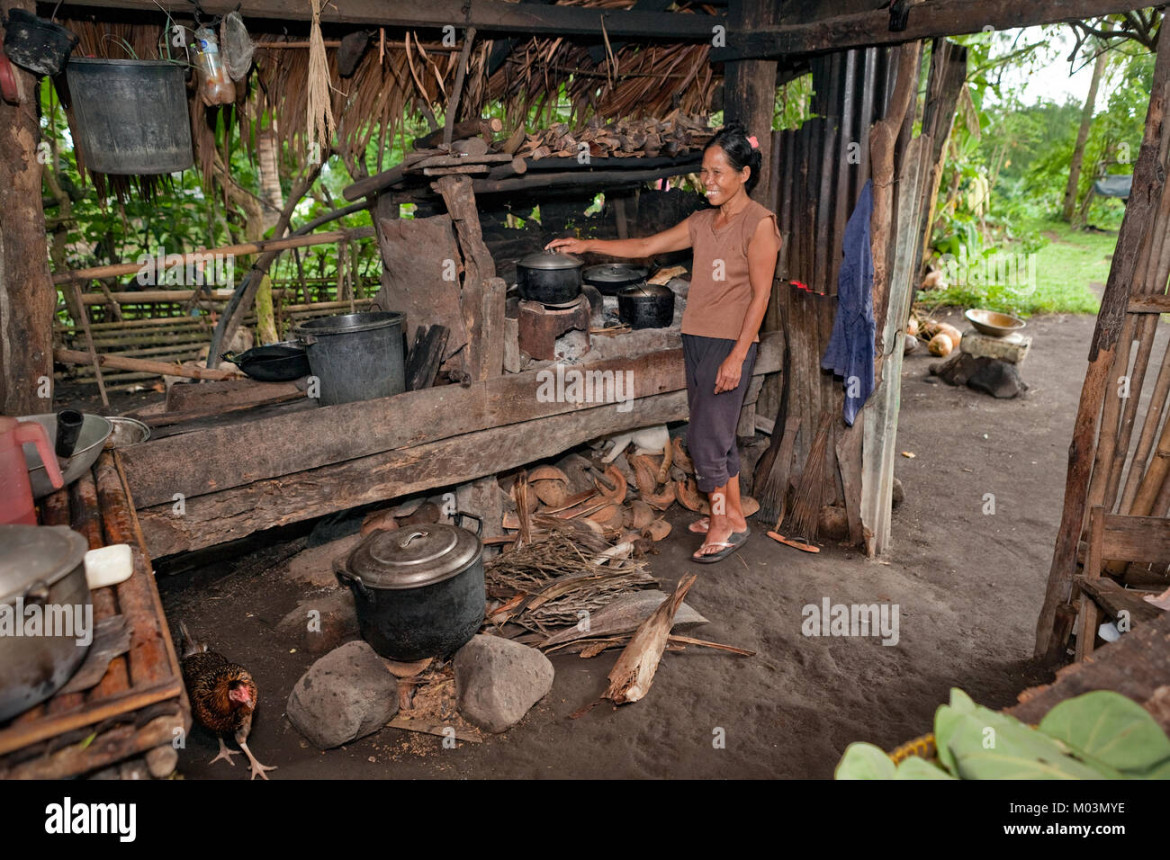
[435,174,499,382]
[1034,37,1170,660]
[0,0,55,415]
[70,282,109,407]
[722,0,778,204]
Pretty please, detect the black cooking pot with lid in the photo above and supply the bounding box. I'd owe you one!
[618,282,676,329]
[516,250,582,306]
[582,263,649,296]
[334,514,485,661]
[0,525,92,721]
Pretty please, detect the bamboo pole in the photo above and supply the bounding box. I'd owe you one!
[54,349,241,381]
[71,281,109,407]
[52,227,374,285]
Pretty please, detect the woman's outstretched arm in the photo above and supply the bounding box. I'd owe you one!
[545,218,692,259]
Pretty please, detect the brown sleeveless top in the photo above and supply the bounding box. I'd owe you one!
[681,198,779,342]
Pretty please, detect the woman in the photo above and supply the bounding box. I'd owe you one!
[547,124,780,563]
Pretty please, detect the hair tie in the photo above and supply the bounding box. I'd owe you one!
[747,135,759,149]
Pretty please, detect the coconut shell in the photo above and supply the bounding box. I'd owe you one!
[532,479,569,507]
[935,322,962,346]
[626,499,655,529]
[818,504,850,540]
[594,464,627,505]
[672,436,694,473]
[927,333,953,356]
[629,453,660,497]
[400,502,440,525]
[676,477,704,512]
[643,482,677,511]
[641,518,672,542]
[587,503,624,530]
[529,465,569,484]
[361,508,399,536]
[741,495,760,518]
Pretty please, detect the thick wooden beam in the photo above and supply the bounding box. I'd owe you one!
[1035,37,1170,661]
[711,0,1153,62]
[1,0,56,415]
[722,0,778,206]
[55,0,722,39]
[121,332,782,509]
[138,389,692,558]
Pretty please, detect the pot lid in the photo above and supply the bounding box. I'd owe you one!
[345,523,481,589]
[517,250,583,271]
[618,283,674,299]
[0,525,89,604]
[583,264,648,285]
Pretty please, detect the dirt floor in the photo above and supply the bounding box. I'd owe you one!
[147,307,1107,780]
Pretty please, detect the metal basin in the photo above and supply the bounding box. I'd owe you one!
[18,413,112,498]
[965,308,1026,338]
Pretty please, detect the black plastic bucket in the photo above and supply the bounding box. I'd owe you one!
[296,312,406,406]
[65,59,193,175]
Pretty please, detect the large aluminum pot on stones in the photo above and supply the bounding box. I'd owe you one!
[333,514,485,661]
[0,524,92,721]
[516,250,583,305]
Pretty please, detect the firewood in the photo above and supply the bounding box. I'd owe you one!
[602,574,697,706]
[452,136,490,156]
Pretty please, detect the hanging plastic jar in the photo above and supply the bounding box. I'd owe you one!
[191,25,236,106]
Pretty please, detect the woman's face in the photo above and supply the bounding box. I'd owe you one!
[700,145,749,207]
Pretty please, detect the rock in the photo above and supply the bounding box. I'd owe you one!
[960,329,1032,364]
[287,641,398,749]
[454,635,554,733]
[968,359,1028,399]
[277,590,360,655]
[286,533,363,588]
[145,745,178,779]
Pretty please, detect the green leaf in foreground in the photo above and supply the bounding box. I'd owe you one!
[835,742,896,780]
[894,756,955,780]
[1039,690,1170,777]
[947,712,1110,780]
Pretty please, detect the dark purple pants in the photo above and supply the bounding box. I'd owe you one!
[682,334,758,494]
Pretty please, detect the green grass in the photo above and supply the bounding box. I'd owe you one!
[919,217,1116,316]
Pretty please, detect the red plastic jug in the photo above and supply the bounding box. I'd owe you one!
[0,416,64,525]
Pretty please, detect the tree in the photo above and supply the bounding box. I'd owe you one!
[1063,23,1113,223]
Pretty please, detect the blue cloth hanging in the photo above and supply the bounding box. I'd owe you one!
[821,179,875,427]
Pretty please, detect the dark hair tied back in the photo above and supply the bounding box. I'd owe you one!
[704,122,762,194]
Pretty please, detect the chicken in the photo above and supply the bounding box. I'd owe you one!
[178,621,276,780]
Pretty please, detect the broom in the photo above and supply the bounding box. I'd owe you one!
[769,410,833,553]
[752,324,794,524]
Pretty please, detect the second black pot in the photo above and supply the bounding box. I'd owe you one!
[334,516,485,661]
[618,283,675,329]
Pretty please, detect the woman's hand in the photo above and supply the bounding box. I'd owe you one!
[714,351,746,394]
[545,237,590,254]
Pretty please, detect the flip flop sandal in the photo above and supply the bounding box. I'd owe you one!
[687,517,710,534]
[691,527,750,564]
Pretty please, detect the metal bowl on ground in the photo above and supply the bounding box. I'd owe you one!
[104,417,151,449]
[965,308,1026,338]
[18,413,112,498]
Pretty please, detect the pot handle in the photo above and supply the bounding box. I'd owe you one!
[23,579,50,606]
[333,559,371,599]
[454,511,483,536]
[297,332,318,346]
